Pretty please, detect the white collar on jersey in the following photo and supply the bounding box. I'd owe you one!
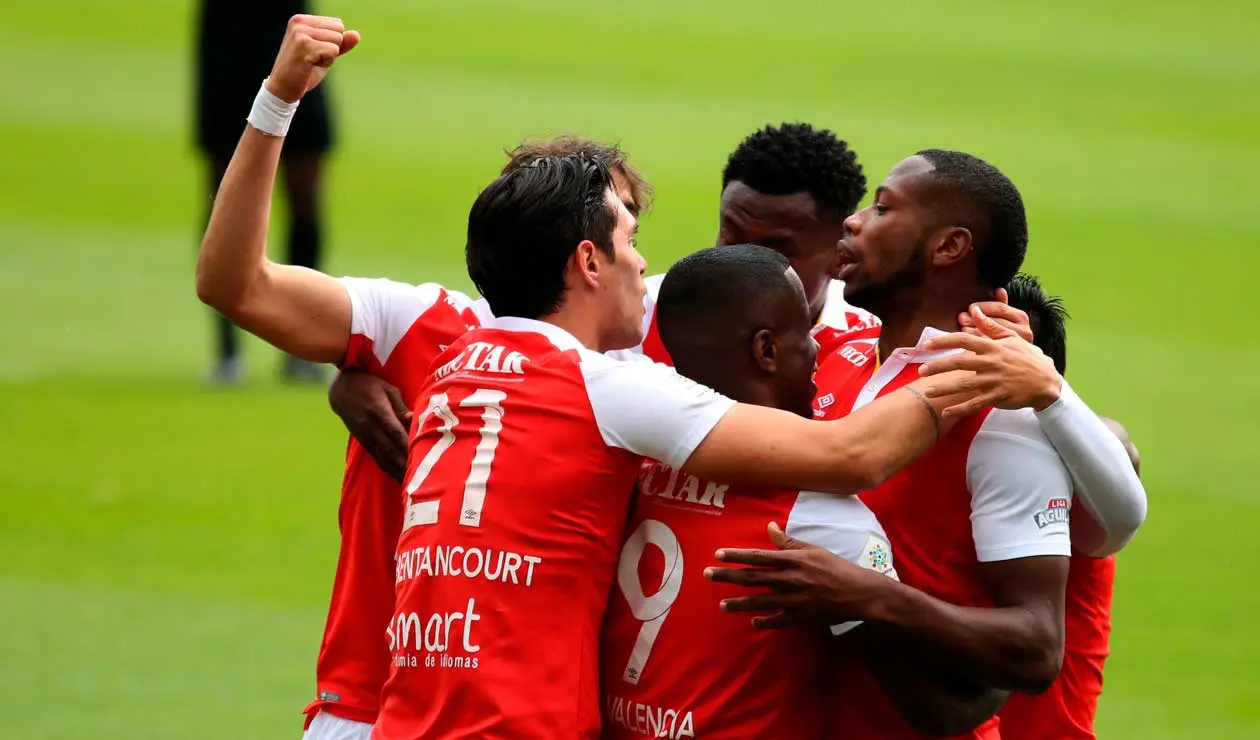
[887,326,962,364]
[487,316,587,353]
[852,326,962,411]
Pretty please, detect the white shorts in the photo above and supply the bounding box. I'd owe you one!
[303,711,372,740]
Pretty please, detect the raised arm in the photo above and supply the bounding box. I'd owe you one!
[195,15,361,363]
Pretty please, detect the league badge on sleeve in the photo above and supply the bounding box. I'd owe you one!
[1033,497,1070,529]
[858,534,898,579]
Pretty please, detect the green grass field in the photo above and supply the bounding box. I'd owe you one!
[2,0,1258,737]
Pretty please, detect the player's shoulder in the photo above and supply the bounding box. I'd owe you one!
[966,407,1070,484]
[788,491,882,532]
[786,492,886,553]
[577,350,689,393]
[975,407,1055,447]
[340,277,487,322]
[786,492,896,580]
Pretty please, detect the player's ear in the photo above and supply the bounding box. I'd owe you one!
[570,240,601,289]
[751,328,777,373]
[933,226,972,268]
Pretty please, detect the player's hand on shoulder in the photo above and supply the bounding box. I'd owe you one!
[704,523,893,629]
[266,15,362,103]
[916,305,1062,418]
[328,370,412,483]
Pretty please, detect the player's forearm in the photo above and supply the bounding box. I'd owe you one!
[196,126,283,315]
[195,127,353,362]
[866,579,1063,693]
[1036,383,1147,556]
[821,383,958,492]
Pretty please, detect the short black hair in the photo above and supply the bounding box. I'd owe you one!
[916,149,1028,289]
[466,154,618,319]
[657,244,794,364]
[1004,272,1068,375]
[723,123,867,219]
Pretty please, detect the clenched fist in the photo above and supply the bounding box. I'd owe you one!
[265,15,361,103]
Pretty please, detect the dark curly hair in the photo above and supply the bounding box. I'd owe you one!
[916,149,1028,290]
[722,123,866,219]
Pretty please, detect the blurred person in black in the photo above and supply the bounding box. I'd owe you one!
[196,0,334,384]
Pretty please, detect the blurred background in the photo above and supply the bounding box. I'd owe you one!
[1,0,1257,737]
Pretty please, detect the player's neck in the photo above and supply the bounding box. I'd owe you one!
[808,302,824,327]
[538,306,606,352]
[876,286,989,362]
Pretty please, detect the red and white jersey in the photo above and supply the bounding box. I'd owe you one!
[601,461,897,740]
[372,317,736,740]
[997,554,1115,739]
[611,275,879,366]
[339,278,492,403]
[815,328,1073,740]
[301,279,489,726]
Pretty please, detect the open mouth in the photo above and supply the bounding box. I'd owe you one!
[836,240,859,280]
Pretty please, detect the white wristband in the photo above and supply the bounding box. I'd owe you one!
[246,79,300,137]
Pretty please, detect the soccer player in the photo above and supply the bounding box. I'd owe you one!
[707,151,1146,740]
[195,19,1064,737]
[625,123,879,366]
[298,137,651,738]
[602,244,890,739]
[602,244,1013,740]
[195,0,335,384]
[327,136,653,480]
[327,123,1026,471]
[996,273,1141,740]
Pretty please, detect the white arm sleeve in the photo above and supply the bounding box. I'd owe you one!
[1036,381,1147,557]
[968,409,1074,562]
[338,278,480,366]
[782,492,898,637]
[579,353,736,468]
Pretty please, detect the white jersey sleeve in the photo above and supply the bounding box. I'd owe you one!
[967,408,1074,562]
[1036,381,1147,557]
[782,493,898,636]
[338,277,489,367]
[578,352,736,469]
